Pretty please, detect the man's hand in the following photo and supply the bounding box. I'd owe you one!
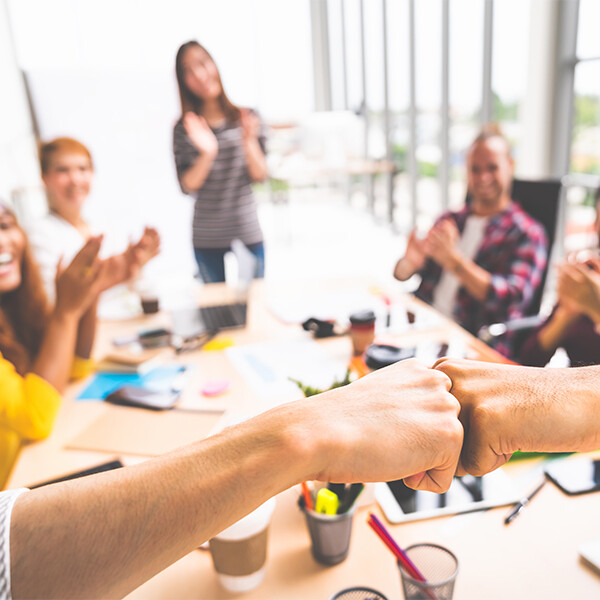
[288,359,463,493]
[425,219,461,270]
[434,358,600,477]
[394,229,428,280]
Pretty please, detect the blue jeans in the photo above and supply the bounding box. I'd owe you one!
[194,242,265,283]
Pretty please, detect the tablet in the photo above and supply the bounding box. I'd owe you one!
[375,468,519,523]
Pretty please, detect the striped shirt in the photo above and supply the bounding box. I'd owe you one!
[0,488,29,600]
[172,113,265,249]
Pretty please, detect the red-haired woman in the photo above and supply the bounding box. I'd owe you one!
[173,41,268,283]
[0,200,106,486]
[27,137,160,304]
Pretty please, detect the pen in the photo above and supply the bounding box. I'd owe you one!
[367,513,438,600]
[338,483,364,513]
[504,479,546,525]
[301,482,314,511]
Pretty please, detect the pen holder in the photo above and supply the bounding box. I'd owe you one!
[398,543,459,600]
[303,506,356,565]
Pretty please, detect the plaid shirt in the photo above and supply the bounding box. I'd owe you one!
[416,202,548,357]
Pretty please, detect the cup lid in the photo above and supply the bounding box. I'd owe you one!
[364,344,415,370]
[349,310,376,326]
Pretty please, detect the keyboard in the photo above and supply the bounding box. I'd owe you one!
[199,302,248,330]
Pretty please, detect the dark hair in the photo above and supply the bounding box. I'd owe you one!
[0,201,50,375]
[175,41,241,122]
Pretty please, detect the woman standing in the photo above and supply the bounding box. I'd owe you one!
[173,41,268,283]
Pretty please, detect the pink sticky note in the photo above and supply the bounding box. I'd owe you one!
[201,380,230,397]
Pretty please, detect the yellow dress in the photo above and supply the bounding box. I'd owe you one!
[0,354,93,488]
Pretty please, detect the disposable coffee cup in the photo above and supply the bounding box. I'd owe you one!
[349,310,376,357]
[208,497,276,593]
[303,506,356,566]
[136,281,160,314]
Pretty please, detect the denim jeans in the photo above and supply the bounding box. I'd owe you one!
[194,242,265,284]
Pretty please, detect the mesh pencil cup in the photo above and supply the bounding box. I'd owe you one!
[398,543,459,600]
[303,505,356,565]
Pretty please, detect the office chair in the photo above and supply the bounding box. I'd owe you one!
[474,178,563,357]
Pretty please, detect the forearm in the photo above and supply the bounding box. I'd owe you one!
[537,307,577,352]
[30,310,79,393]
[10,408,312,599]
[74,300,97,359]
[181,151,217,192]
[244,138,268,182]
[448,254,491,301]
[394,256,419,281]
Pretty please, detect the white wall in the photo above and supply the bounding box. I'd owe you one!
[0,0,41,216]
[4,0,314,280]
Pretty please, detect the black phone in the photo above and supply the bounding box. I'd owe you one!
[137,328,172,349]
[544,456,600,495]
[105,386,179,411]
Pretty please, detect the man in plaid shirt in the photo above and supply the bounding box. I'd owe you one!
[394,126,548,358]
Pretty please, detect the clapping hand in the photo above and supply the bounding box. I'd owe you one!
[183,112,218,157]
[425,219,460,269]
[54,236,104,317]
[240,108,260,142]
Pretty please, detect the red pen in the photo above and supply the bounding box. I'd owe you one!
[301,482,314,511]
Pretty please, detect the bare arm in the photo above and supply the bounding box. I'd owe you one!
[435,358,600,476]
[10,360,461,599]
[74,300,98,360]
[446,253,492,301]
[536,306,578,352]
[393,229,427,281]
[31,238,104,392]
[240,109,268,182]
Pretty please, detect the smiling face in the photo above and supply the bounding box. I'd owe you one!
[0,208,26,295]
[466,137,514,216]
[42,151,93,220]
[181,45,222,101]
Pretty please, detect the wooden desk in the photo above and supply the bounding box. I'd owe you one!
[8,281,600,599]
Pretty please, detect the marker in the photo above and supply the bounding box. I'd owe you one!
[338,483,364,513]
[504,479,546,525]
[315,488,339,515]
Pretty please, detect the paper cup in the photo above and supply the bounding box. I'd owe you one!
[209,497,276,593]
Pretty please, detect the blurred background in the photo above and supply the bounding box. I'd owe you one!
[0,0,599,291]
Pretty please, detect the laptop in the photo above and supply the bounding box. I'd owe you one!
[170,301,248,340]
[171,240,254,341]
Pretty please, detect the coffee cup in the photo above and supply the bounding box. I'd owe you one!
[348,310,376,357]
[208,497,276,593]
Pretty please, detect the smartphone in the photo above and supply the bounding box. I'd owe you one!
[544,456,600,495]
[137,328,172,349]
[105,386,179,411]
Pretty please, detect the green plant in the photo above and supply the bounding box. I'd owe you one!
[289,369,352,398]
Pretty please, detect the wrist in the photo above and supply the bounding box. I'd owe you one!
[449,252,465,275]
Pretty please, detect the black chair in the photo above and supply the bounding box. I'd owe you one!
[473,178,563,356]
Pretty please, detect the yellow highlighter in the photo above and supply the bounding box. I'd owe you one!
[315,488,339,515]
